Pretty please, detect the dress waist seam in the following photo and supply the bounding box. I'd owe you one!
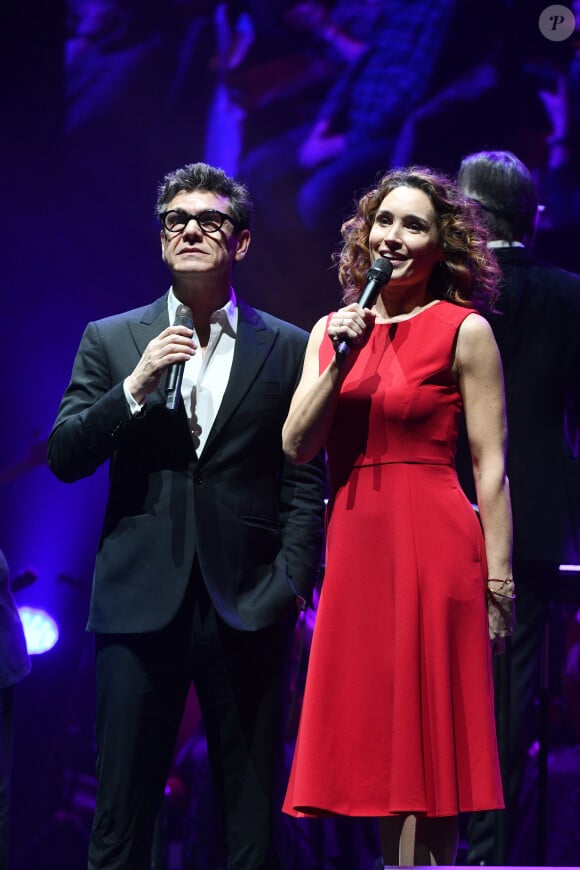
[351,460,453,469]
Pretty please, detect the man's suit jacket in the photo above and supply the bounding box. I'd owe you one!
[457,246,580,565]
[48,294,326,633]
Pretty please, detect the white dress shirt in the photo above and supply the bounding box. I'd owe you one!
[167,287,238,455]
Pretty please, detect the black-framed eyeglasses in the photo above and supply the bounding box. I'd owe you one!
[160,208,238,234]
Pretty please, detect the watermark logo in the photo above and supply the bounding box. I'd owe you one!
[539,4,576,41]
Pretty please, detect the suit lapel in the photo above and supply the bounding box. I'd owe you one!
[126,294,170,404]
[201,300,279,460]
[128,294,170,355]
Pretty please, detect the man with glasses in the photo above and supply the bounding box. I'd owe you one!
[48,162,326,869]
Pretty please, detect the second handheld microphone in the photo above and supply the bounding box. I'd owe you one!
[335,257,393,359]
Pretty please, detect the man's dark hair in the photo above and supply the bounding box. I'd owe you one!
[457,150,538,245]
[156,162,254,231]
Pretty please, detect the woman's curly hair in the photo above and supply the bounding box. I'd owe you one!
[336,166,500,313]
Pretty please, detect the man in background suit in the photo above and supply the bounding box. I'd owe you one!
[0,548,30,870]
[457,150,580,864]
[48,162,326,869]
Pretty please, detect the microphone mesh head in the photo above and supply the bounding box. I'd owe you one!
[174,304,193,329]
[369,257,394,285]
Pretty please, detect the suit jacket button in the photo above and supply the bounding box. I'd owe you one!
[194,474,203,484]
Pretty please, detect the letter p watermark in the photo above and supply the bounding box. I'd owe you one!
[539,4,576,40]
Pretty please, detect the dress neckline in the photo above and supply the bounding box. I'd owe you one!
[373,299,442,325]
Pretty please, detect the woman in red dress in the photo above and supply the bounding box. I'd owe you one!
[282,167,515,865]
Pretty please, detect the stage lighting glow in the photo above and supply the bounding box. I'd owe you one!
[18,605,59,655]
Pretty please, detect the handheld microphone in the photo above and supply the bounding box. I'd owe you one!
[336,257,393,359]
[165,303,194,413]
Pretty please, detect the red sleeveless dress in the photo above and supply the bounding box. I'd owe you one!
[284,301,504,818]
